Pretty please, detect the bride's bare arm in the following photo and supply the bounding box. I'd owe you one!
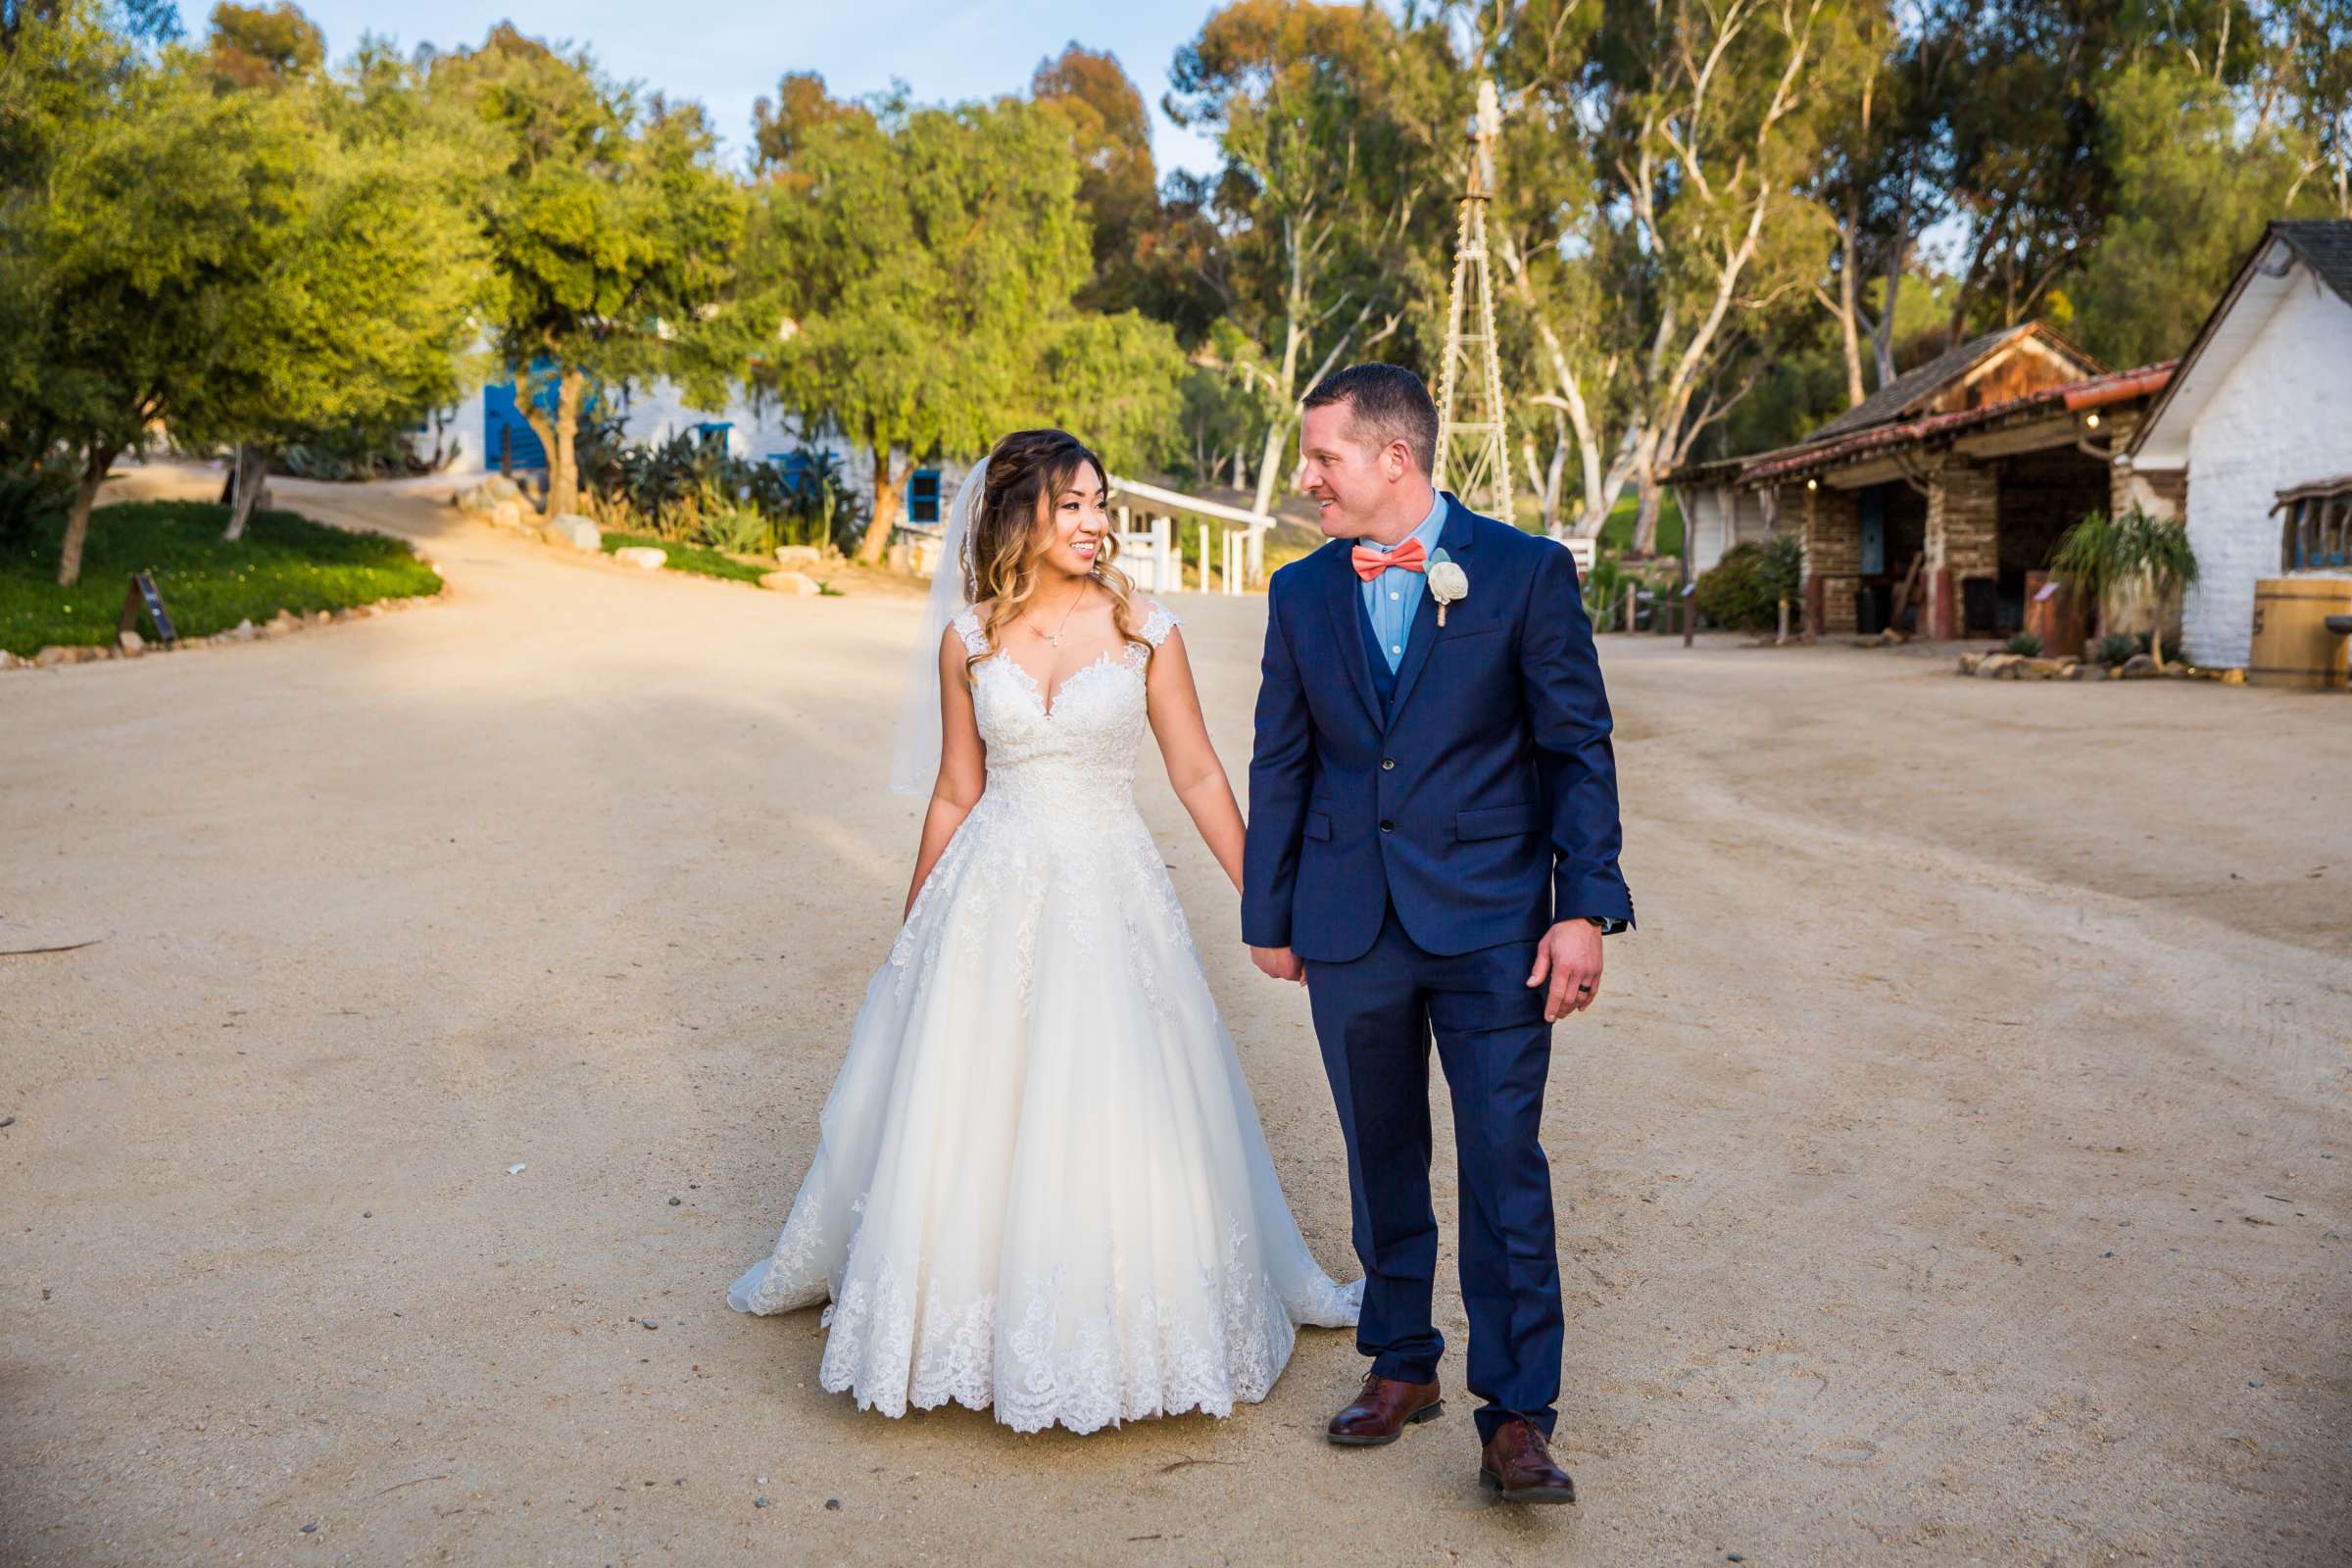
[1145,624,1248,895]
[905,628,986,919]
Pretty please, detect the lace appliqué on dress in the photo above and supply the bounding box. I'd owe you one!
[729,590,1355,1434]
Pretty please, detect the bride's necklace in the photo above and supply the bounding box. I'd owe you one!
[1027,580,1090,648]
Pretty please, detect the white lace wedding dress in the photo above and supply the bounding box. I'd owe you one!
[728,601,1360,1434]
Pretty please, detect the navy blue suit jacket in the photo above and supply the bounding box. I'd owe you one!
[1242,495,1634,963]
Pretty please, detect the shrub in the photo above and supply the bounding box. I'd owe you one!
[1693,534,1804,633]
[0,456,77,555]
[2096,632,2138,665]
[2005,631,2042,657]
[577,427,863,556]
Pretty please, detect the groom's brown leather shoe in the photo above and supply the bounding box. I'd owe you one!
[1478,1416,1578,1504]
[1326,1371,1444,1446]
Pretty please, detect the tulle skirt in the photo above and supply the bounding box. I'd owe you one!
[727,797,1361,1434]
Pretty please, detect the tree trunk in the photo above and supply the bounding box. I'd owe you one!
[1872,188,1911,388]
[548,368,586,517]
[858,441,902,564]
[57,446,115,588]
[221,443,270,541]
[1631,466,1664,556]
[1836,203,1867,408]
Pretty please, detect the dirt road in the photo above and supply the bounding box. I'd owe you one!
[4,471,2346,1565]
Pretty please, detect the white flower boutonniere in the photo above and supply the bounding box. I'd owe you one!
[1426,548,1469,627]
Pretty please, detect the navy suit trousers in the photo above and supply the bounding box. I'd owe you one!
[1304,899,1564,1443]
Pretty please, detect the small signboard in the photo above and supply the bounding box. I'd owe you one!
[2034,580,2062,602]
[118,570,177,646]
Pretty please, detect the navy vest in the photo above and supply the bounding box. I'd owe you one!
[1356,587,1399,715]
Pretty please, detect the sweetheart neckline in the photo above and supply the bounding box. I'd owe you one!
[985,647,1143,720]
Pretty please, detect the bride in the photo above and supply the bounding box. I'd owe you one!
[728,427,1360,1434]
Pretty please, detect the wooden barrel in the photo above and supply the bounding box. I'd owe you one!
[2248,576,2352,689]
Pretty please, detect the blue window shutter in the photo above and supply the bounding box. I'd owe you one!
[908,467,943,524]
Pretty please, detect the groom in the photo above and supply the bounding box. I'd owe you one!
[1243,364,1633,1504]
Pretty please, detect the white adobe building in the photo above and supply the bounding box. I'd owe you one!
[2126,220,2352,668]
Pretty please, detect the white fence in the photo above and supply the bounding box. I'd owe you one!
[1114,509,1251,597]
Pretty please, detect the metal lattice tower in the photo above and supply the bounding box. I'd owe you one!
[1433,81,1512,522]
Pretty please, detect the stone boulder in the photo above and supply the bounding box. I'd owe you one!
[1976,653,2021,679]
[613,546,667,570]
[118,629,144,656]
[760,569,822,597]
[455,474,526,514]
[2119,653,2160,679]
[773,545,825,567]
[540,514,601,552]
[1956,652,1984,676]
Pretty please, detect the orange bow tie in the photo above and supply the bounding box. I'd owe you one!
[1350,537,1427,582]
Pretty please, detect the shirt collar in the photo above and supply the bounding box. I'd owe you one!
[1362,491,1448,556]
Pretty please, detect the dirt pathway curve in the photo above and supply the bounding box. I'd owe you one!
[4,471,2345,1565]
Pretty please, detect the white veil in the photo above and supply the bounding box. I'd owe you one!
[887,458,989,795]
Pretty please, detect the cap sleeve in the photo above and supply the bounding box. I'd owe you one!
[950,607,989,657]
[1139,601,1181,649]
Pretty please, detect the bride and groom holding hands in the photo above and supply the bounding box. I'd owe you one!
[728,363,1633,1504]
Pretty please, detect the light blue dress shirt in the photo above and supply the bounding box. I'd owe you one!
[1357,491,1449,673]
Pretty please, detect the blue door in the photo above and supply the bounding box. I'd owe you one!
[483,380,547,470]
[482,360,598,472]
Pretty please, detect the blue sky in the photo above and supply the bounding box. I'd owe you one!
[174,0,1228,176]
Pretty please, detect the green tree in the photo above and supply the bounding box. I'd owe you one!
[748,87,1183,564]
[433,25,747,518]
[1169,0,1441,567]
[1482,0,1859,546]
[183,38,489,539]
[1031,43,1161,315]
[2067,65,2306,367]
[1,52,316,584]
[203,0,320,89]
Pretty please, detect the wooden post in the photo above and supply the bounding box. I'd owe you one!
[1621,582,1636,633]
[1681,524,1693,648]
[1776,598,1789,645]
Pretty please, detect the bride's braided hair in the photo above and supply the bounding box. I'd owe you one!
[961,428,1146,675]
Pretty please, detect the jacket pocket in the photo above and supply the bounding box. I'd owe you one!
[1303,810,1334,842]
[1453,803,1541,842]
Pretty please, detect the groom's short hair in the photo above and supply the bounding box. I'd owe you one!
[1303,364,1438,475]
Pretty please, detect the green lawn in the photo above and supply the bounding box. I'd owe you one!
[598,529,773,586]
[1,501,441,657]
[1598,490,1685,557]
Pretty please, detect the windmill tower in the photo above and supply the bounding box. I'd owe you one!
[1433,80,1512,522]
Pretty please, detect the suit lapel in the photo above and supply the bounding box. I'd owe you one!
[1321,541,1383,729]
[1382,494,1478,731]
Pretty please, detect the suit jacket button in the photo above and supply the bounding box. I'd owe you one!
[1379,819,1395,833]
[1381,758,1396,770]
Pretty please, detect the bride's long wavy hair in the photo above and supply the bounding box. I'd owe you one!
[961,428,1146,675]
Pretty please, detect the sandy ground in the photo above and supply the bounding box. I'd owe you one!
[3,469,2347,1567]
